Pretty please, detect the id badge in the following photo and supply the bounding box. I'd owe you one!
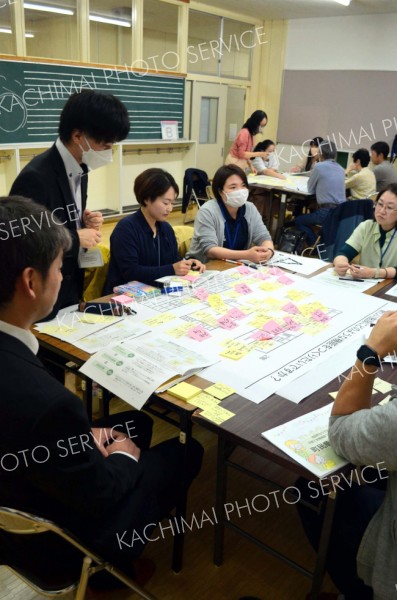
[78,247,104,268]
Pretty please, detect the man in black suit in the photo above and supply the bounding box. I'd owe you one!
[10,90,130,317]
[0,196,203,577]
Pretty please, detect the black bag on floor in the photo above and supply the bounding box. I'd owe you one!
[277,227,306,255]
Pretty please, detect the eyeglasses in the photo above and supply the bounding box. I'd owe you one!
[374,201,397,213]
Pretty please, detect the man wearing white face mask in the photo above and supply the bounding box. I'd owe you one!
[10,90,130,318]
[188,165,274,264]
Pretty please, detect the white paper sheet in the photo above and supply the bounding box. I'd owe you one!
[313,268,382,293]
[266,251,330,276]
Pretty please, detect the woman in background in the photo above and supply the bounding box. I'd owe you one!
[225,110,269,174]
[291,136,324,173]
[333,184,397,279]
[188,164,274,264]
[105,168,205,292]
[251,139,286,180]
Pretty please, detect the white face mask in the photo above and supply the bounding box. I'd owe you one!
[79,137,113,170]
[224,188,249,208]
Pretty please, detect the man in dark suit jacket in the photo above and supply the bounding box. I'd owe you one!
[0,196,203,575]
[10,90,130,317]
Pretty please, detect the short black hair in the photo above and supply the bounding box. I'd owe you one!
[59,90,130,144]
[134,168,179,206]
[0,196,71,307]
[242,110,268,136]
[371,141,390,160]
[212,165,248,203]
[319,141,337,161]
[254,139,275,152]
[352,148,370,168]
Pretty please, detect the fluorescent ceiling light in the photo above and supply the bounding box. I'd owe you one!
[333,0,351,5]
[0,27,34,37]
[24,2,74,15]
[89,14,131,27]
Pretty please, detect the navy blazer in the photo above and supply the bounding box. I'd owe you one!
[10,144,87,313]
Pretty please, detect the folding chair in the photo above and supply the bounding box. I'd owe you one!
[181,168,212,224]
[0,506,157,600]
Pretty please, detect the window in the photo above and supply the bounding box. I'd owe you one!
[0,2,16,55]
[199,97,218,144]
[188,10,253,79]
[143,0,179,73]
[24,0,78,60]
[89,0,133,66]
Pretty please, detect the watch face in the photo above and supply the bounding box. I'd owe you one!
[357,345,381,367]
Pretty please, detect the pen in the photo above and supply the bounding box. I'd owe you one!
[338,277,365,282]
[222,259,243,265]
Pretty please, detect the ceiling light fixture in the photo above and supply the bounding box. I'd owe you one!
[0,27,34,37]
[24,2,74,16]
[333,0,351,6]
[89,14,131,27]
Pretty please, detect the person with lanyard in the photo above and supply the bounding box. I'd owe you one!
[10,90,130,318]
[188,165,274,264]
[104,168,205,292]
[334,184,397,279]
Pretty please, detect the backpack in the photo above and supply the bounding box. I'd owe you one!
[277,227,306,255]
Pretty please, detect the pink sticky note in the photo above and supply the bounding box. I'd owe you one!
[251,330,273,341]
[262,320,284,336]
[256,272,271,280]
[193,287,209,301]
[312,309,330,323]
[283,316,301,331]
[182,274,197,282]
[227,307,246,320]
[217,316,237,330]
[187,325,212,341]
[235,283,253,295]
[277,275,294,285]
[281,302,300,315]
[112,294,135,305]
[268,267,284,276]
[237,265,251,275]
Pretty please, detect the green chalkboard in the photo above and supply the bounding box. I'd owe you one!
[0,59,185,143]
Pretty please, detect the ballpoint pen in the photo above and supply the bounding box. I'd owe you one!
[338,278,365,282]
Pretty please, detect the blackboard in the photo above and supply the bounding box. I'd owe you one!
[277,70,397,149]
[0,58,185,143]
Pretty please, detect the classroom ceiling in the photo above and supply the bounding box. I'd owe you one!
[195,0,397,20]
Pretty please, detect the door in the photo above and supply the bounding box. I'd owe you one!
[190,81,228,177]
[224,87,246,159]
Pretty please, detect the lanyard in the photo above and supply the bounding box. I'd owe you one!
[218,200,241,250]
[153,230,161,266]
[379,228,397,266]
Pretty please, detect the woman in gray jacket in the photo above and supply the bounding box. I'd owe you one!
[188,164,274,264]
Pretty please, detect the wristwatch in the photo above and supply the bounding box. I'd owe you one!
[356,344,382,367]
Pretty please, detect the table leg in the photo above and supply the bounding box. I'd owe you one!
[307,491,337,600]
[171,412,193,573]
[275,192,288,244]
[214,436,235,566]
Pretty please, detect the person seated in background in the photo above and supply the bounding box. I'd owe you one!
[295,141,345,246]
[224,110,269,174]
[370,141,397,192]
[333,184,397,279]
[297,311,397,600]
[290,136,324,173]
[104,168,205,293]
[345,148,377,199]
[188,164,274,264]
[0,196,203,583]
[251,140,286,180]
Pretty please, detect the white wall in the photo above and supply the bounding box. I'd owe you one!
[285,13,397,71]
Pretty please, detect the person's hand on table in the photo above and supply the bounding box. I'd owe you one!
[190,259,206,273]
[246,246,273,264]
[83,209,103,231]
[349,264,373,279]
[77,227,101,248]
[367,311,397,359]
[106,430,141,461]
[173,259,194,276]
[290,165,300,173]
[333,258,350,276]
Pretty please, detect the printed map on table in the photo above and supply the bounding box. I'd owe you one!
[133,266,392,403]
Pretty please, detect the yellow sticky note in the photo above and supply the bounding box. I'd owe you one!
[190,392,221,410]
[264,297,284,309]
[79,314,118,324]
[286,290,311,302]
[168,382,202,401]
[191,310,219,327]
[207,294,228,313]
[220,341,250,360]
[205,383,236,400]
[379,395,391,406]
[374,378,393,394]
[41,325,75,336]
[144,313,176,327]
[259,282,282,292]
[200,405,235,425]
[166,323,192,338]
[302,322,327,336]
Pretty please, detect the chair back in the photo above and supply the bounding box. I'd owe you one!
[182,168,211,213]
[0,506,157,600]
[320,199,374,261]
[173,225,194,257]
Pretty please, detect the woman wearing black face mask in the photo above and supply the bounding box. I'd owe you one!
[188,165,274,264]
[225,110,269,174]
